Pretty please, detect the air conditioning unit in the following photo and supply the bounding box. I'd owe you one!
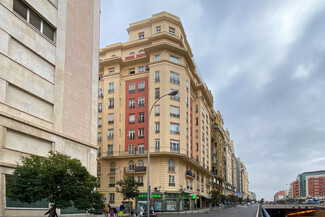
[145,65,150,71]
[154,186,160,191]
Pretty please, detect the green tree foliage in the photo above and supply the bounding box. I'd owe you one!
[116,177,140,214]
[7,152,104,214]
[260,198,265,204]
[209,190,221,205]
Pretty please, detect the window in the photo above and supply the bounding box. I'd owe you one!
[138,176,144,186]
[169,160,175,172]
[99,75,103,80]
[138,97,145,107]
[13,0,55,42]
[97,147,101,158]
[170,88,180,100]
[109,98,114,108]
[98,118,102,127]
[170,123,180,134]
[170,55,180,64]
[129,68,135,74]
[138,32,144,39]
[107,144,113,156]
[109,68,115,74]
[155,122,160,133]
[108,82,114,93]
[138,160,144,166]
[169,175,175,186]
[155,105,160,116]
[202,107,205,117]
[129,51,135,55]
[170,140,179,153]
[128,129,135,139]
[109,193,115,203]
[195,130,198,138]
[129,114,135,124]
[195,105,198,113]
[98,88,103,98]
[129,99,135,108]
[170,71,180,84]
[108,113,114,123]
[109,177,115,187]
[170,106,180,118]
[97,163,101,175]
[155,139,160,152]
[138,144,144,154]
[169,27,175,35]
[128,160,135,170]
[196,117,198,126]
[196,143,199,151]
[129,83,135,93]
[138,128,145,138]
[98,104,102,112]
[97,132,102,142]
[138,81,145,92]
[138,66,145,73]
[155,70,160,82]
[154,54,160,61]
[156,26,161,34]
[155,88,160,99]
[138,113,145,123]
[186,79,189,91]
[97,177,101,188]
[107,129,114,139]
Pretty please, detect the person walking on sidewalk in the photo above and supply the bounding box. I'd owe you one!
[44,204,58,217]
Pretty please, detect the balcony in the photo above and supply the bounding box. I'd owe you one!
[107,151,113,156]
[138,103,145,107]
[108,105,114,108]
[101,150,148,159]
[138,88,145,92]
[108,89,114,93]
[124,166,147,174]
[169,183,175,186]
[109,168,115,174]
[129,90,135,94]
[109,184,115,187]
[185,170,195,179]
[107,135,114,140]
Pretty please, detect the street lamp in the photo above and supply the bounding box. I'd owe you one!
[147,90,179,216]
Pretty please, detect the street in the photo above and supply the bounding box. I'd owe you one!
[158,204,259,217]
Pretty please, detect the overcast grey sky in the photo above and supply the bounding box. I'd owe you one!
[100,0,325,200]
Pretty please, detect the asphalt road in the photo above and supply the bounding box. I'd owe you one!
[158,205,259,217]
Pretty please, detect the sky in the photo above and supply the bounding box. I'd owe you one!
[100,0,325,201]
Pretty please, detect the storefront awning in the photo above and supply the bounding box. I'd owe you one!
[183,190,192,194]
[164,191,181,194]
[201,195,212,199]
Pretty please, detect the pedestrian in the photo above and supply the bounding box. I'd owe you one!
[44,204,58,217]
[119,203,125,217]
[104,204,110,217]
[110,208,114,217]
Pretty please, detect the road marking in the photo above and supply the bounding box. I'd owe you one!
[256,205,260,217]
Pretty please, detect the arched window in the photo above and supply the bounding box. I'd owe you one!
[97,163,101,174]
[111,54,116,57]
[129,51,135,55]
[138,160,144,167]
[129,161,135,171]
[168,159,175,172]
[138,49,145,53]
[110,162,116,174]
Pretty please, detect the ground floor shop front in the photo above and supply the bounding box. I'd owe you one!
[135,191,210,212]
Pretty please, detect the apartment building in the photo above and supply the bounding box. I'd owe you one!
[0,0,100,216]
[210,110,225,194]
[98,12,216,211]
[240,160,249,198]
[298,170,325,198]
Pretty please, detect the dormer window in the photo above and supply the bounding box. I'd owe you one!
[169,27,175,35]
[129,68,135,74]
[138,32,144,39]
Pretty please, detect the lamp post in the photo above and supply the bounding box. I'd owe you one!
[147,90,179,216]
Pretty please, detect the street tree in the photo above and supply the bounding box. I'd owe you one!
[116,176,140,215]
[7,152,104,214]
[260,198,265,204]
[209,190,221,206]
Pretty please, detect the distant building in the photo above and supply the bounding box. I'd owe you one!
[298,170,325,198]
[274,190,288,202]
[0,0,100,216]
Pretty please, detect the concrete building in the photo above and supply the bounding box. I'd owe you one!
[274,190,288,202]
[223,129,233,195]
[0,0,100,216]
[236,157,241,197]
[298,171,325,199]
[240,160,249,198]
[211,110,225,194]
[98,12,215,211]
[289,179,300,199]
